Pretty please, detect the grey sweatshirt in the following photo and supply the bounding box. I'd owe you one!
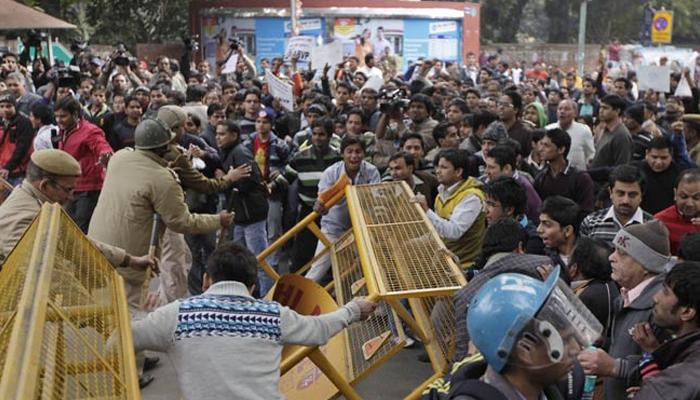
[131,280,361,400]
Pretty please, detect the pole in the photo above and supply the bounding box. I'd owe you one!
[290,0,298,37]
[47,31,54,66]
[577,0,588,77]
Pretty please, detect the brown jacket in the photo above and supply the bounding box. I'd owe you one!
[0,180,126,266]
[163,143,230,194]
[88,148,220,308]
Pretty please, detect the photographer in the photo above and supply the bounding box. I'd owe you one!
[375,87,408,142]
[218,39,257,83]
[98,45,143,98]
[149,56,186,93]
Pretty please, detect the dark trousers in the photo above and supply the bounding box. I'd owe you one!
[185,232,216,295]
[66,190,100,233]
[290,203,318,273]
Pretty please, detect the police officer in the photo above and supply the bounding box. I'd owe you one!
[87,117,234,311]
[155,105,250,302]
[0,149,155,271]
[447,267,602,399]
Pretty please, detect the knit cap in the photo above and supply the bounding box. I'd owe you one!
[482,121,508,143]
[624,104,645,125]
[612,220,673,273]
[0,90,16,107]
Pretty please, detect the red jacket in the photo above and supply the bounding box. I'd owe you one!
[655,205,700,255]
[58,119,113,192]
[0,113,34,177]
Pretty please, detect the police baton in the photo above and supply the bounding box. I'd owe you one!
[140,213,162,308]
[218,188,238,247]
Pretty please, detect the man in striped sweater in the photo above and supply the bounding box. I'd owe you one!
[580,164,654,246]
[280,117,341,271]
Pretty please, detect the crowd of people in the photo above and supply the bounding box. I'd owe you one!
[1,36,700,399]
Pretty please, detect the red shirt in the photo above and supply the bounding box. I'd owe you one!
[252,135,270,181]
[655,205,700,255]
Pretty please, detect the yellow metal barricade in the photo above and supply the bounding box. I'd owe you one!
[0,203,140,400]
[330,231,406,382]
[0,177,12,206]
[346,181,467,399]
[261,180,466,399]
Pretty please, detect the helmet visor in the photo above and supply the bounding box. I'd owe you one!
[535,279,603,350]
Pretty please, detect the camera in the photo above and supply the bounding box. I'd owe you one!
[378,88,410,114]
[229,38,240,51]
[26,30,47,48]
[183,35,199,53]
[52,64,81,89]
[114,42,130,67]
[70,39,87,53]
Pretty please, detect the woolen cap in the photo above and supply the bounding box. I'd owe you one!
[31,149,81,177]
[0,90,16,106]
[482,121,509,143]
[612,220,673,273]
[157,105,187,130]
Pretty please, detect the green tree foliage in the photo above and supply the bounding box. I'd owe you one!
[477,0,700,44]
[18,0,189,45]
[16,0,700,46]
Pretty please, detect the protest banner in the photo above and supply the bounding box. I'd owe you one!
[637,65,671,93]
[221,53,239,74]
[311,40,343,80]
[266,71,295,112]
[284,36,314,64]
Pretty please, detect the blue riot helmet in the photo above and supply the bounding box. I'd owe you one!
[467,266,602,373]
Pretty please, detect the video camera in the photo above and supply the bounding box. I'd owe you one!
[183,35,200,53]
[26,30,47,48]
[48,64,81,89]
[229,37,240,51]
[378,88,410,114]
[113,42,132,67]
[70,39,88,54]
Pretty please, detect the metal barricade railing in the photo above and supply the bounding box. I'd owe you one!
[0,177,13,206]
[346,181,467,399]
[0,203,140,400]
[260,179,466,399]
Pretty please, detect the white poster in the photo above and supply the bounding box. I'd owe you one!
[284,36,314,64]
[284,18,322,34]
[221,53,239,74]
[266,71,295,112]
[311,40,344,80]
[429,39,458,61]
[637,65,671,92]
[361,75,384,93]
[429,21,457,35]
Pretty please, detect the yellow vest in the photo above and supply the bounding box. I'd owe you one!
[435,177,486,269]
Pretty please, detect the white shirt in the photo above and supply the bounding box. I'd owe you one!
[373,38,393,57]
[33,124,58,151]
[426,181,483,240]
[546,121,595,171]
[358,65,383,79]
[603,205,646,227]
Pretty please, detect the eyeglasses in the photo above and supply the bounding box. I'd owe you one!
[49,179,74,195]
[497,102,514,108]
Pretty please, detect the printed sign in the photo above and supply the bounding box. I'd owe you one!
[220,53,239,74]
[285,18,322,33]
[651,10,673,44]
[266,71,295,112]
[637,65,671,93]
[284,35,315,63]
[311,40,344,80]
[429,21,457,35]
